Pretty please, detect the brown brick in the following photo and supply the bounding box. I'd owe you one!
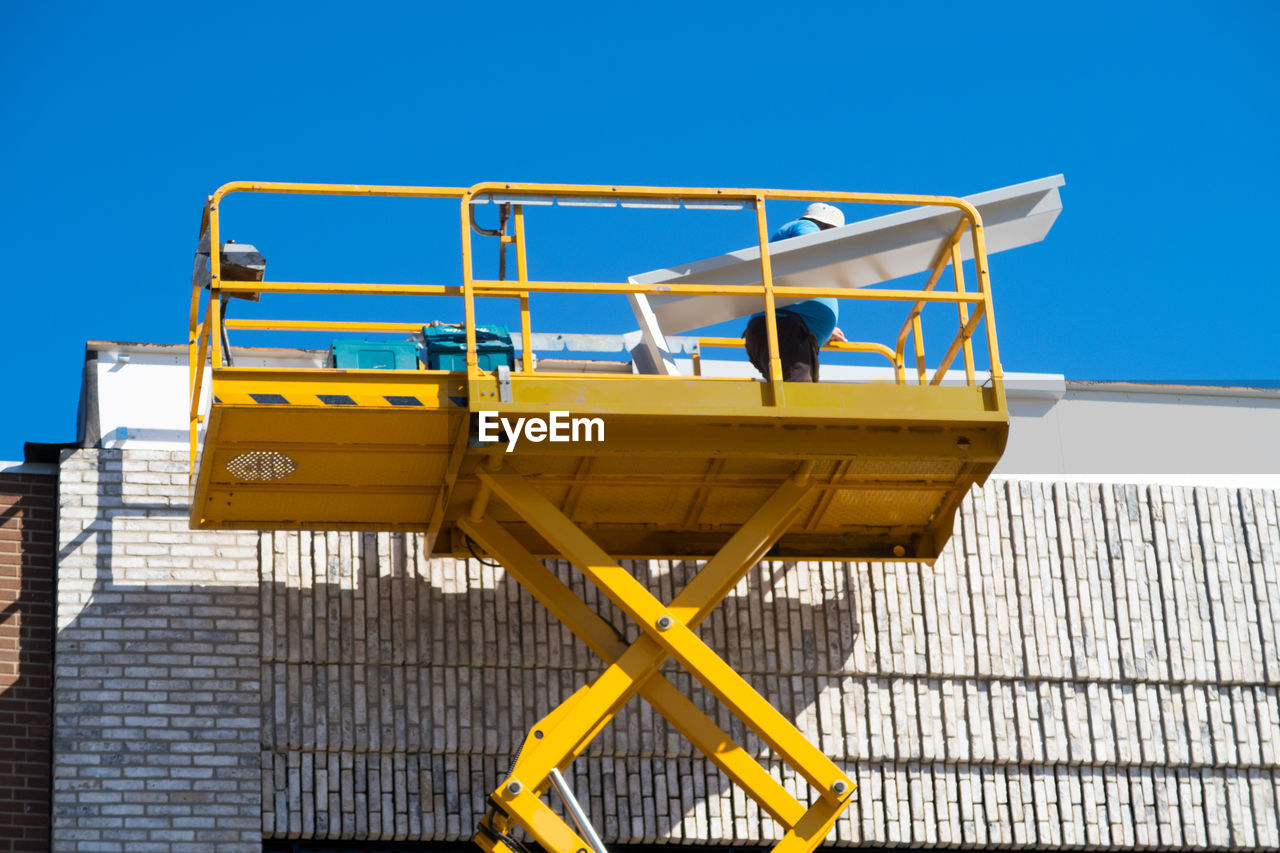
[0,476,52,849]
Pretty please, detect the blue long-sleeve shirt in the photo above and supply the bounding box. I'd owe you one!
[748,218,838,344]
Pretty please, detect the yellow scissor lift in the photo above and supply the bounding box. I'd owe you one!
[188,181,1009,852]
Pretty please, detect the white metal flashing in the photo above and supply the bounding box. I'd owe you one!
[995,474,1280,488]
[629,175,1065,335]
[1065,380,1280,400]
[0,461,58,475]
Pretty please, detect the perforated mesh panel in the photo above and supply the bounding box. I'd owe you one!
[225,451,297,482]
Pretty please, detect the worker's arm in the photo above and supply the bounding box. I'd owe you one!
[828,327,847,344]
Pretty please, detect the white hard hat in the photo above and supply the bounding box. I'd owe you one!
[802,202,845,229]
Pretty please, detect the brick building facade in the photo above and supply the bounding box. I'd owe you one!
[50,446,1280,849]
[0,463,56,851]
[53,449,260,850]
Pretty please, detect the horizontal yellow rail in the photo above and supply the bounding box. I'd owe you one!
[461,180,984,216]
[472,279,984,302]
[218,279,983,303]
[224,319,426,334]
[210,181,467,203]
[693,336,900,377]
[218,281,462,297]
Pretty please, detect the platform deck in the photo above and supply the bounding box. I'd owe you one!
[193,366,1007,561]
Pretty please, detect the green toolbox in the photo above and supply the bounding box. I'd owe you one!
[421,324,516,372]
[328,340,420,370]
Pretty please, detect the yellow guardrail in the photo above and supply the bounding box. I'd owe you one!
[692,337,900,376]
[189,181,1002,468]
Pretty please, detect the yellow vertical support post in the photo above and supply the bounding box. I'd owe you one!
[964,204,1003,393]
[911,314,926,385]
[514,205,534,373]
[459,192,480,392]
[207,199,223,370]
[188,300,212,475]
[951,238,976,384]
[188,304,199,469]
[753,195,784,405]
[188,201,207,474]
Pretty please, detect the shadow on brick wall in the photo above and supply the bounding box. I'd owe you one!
[256,531,866,841]
[52,450,261,849]
[52,449,867,847]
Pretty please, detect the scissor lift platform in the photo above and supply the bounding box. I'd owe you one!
[187,180,1032,853]
[193,367,1006,561]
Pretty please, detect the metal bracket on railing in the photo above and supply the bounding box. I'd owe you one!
[496,365,513,403]
[469,201,503,237]
[218,295,235,368]
[469,202,513,281]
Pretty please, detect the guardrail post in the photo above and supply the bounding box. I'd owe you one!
[967,209,1004,391]
[188,199,210,474]
[514,205,534,373]
[951,240,976,384]
[911,314,926,385]
[207,200,223,369]
[753,195,784,405]
[460,191,480,393]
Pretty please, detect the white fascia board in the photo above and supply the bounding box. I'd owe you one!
[630,175,1065,334]
[688,359,1065,398]
[995,473,1280,488]
[1065,380,1280,401]
[90,341,327,369]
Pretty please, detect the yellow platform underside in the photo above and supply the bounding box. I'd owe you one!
[192,367,1008,562]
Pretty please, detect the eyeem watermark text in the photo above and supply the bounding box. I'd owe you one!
[478,411,604,452]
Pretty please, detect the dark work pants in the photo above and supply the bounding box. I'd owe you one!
[743,313,821,382]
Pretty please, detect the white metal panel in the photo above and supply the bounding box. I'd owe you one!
[629,175,1065,334]
[89,344,326,450]
[95,352,192,449]
[626,292,680,375]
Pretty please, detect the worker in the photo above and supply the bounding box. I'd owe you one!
[743,202,847,382]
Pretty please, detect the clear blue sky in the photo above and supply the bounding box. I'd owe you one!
[2,2,1277,461]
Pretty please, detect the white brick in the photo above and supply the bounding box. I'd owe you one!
[55,449,261,852]
[53,450,1280,849]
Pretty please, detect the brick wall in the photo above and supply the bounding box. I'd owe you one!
[53,449,260,851]
[258,484,1280,848]
[50,447,1280,848]
[0,468,55,852]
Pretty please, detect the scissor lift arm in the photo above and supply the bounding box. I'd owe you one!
[468,465,854,853]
